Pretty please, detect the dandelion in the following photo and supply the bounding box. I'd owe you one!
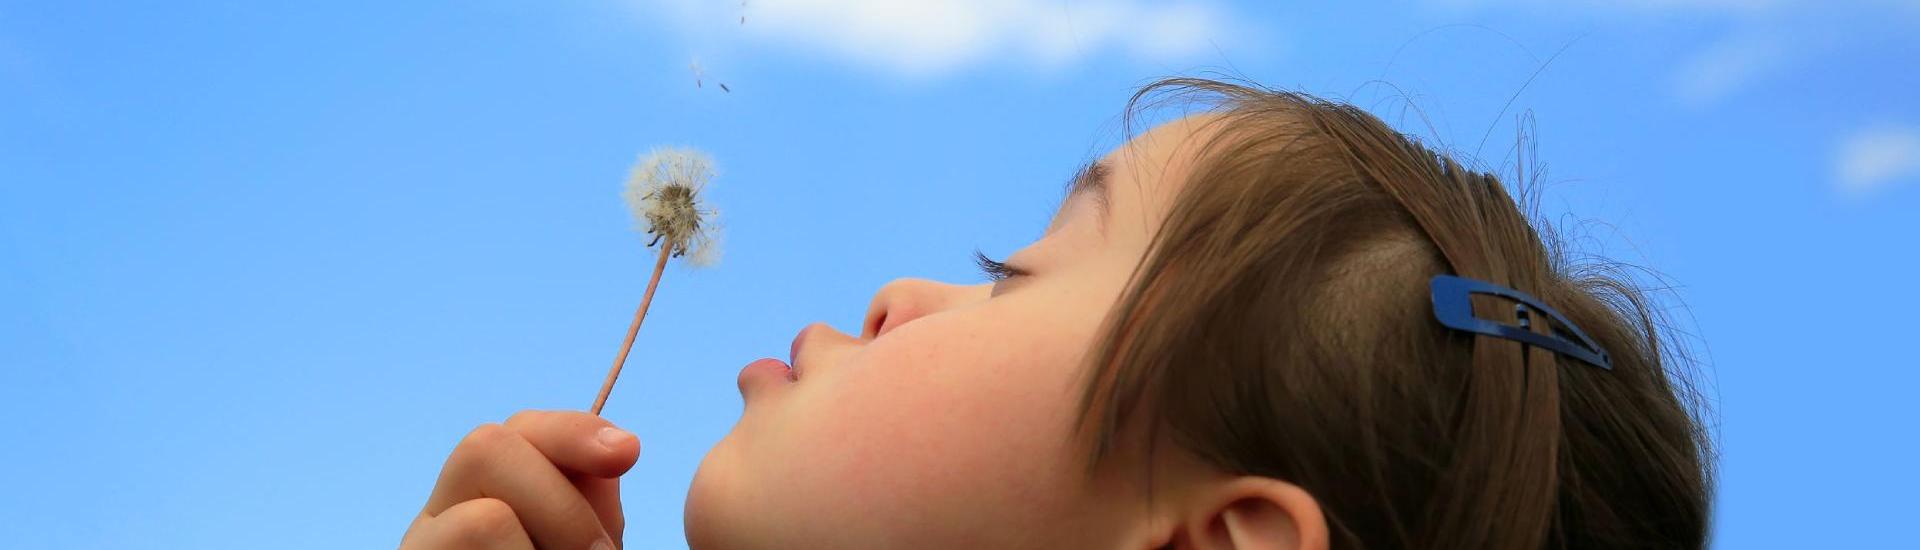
[591,147,721,415]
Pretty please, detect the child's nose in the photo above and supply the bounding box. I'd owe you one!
[861,278,988,339]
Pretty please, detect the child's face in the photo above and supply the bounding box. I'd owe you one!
[687,116,1220,548]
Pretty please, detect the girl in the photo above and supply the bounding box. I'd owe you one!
[399,78,1712,550]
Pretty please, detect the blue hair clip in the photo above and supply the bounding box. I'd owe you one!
[1430,274,1613,370]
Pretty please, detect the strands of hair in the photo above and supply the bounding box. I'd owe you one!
[1077,77,1711,550]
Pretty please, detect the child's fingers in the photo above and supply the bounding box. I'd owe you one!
[423,423,614,550]
[503,410,642,479]
[572,474,626,547]
[401,498,535,550]
[503,410,635,545]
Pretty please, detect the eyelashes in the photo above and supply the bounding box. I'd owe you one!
[973,249,1026,282]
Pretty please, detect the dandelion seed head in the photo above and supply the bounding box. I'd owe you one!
[624,147,720,266]
[688,220,723,267]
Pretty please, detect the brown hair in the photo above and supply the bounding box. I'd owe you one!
[1078,78,1713,549]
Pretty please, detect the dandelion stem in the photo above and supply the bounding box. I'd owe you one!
[591,244,675,415]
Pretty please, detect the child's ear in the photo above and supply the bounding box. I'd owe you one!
[1172,476,1328,550]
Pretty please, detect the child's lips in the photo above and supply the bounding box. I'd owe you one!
[736,357,793,395]
[789,323,826,380]
[739,324,820,395]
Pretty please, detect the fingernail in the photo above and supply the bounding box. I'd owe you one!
[596,427,635,451]
[591,537,614,550]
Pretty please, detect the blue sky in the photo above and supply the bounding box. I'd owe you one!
[2,1,1915,548]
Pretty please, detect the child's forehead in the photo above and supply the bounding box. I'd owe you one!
[1036,113,1237,248]
[1098,113,1233,229]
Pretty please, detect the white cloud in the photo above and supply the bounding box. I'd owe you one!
[1670,32,1788,106]
[643,0,1235,77]
[1428,0,1783,14]
[1423,0,1917,105]
[1835,126,1920,194]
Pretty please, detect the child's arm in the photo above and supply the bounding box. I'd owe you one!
[399,410,640,550]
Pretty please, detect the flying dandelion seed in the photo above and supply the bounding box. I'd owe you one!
[592,147,721,415]
[689,58,733,94]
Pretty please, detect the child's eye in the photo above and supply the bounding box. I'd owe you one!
[973,249,1028,283]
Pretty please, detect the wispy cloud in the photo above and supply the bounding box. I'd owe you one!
[642,0,1238,77]
[1836,126,1920,195]
[1426,0,1917,105]
[1669,31,1791,106]
[1429,0,1783,14]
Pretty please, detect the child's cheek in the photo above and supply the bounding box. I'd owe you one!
[774,311,1094,541]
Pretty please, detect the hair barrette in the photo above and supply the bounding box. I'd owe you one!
[1430,274,1612,370]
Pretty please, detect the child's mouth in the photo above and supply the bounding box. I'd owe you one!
[738,325,822,395]
[736,357,795,395]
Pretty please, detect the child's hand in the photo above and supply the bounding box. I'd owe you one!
[399,410,641,550]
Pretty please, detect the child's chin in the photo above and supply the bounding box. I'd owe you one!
[685,437,768,548]
[683,449,738,547]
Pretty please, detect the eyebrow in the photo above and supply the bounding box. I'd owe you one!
[1062,160,1111,229]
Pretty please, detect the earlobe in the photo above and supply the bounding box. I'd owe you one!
[1212,498,1302,550]
[1184,477,1328,550]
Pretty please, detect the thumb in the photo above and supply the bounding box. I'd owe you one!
[504,410,641,477]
